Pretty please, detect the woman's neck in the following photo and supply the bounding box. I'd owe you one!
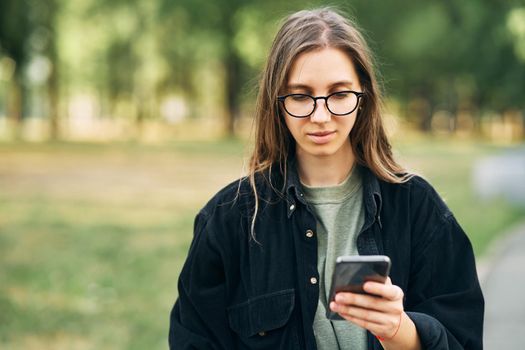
[296,143,355,187]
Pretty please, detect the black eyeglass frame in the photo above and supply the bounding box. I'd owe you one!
[277,90,365,118]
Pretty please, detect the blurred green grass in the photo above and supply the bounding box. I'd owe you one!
[395,137,525,256]
[0,138,523,349]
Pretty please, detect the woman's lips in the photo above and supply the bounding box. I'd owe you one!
[307,130,336,144]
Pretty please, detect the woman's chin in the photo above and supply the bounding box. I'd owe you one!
[298,144,338,158]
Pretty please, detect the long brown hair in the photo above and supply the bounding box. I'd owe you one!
[246,7,410,239]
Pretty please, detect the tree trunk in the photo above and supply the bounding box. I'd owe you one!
[419,98,434,133]
[48,60,60,140]
[179,58,196,120]
[224,50,241,137]
[223,12,243,138]
[135,92,145,139]
[47,0,60,141]
[446,82,458,133]
[415,85,435,133]
[7,74,23,140]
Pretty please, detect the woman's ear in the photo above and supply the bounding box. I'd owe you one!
[358,98,364,111]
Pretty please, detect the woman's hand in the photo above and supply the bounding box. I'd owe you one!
[329,277,421,350]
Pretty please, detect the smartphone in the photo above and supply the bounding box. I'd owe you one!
[326,255,391,320]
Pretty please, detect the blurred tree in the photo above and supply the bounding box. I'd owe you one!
[1,0,523,141]
[158,0,247,136]
[155,4,198,121]
[31,0,61,139]
[346,0,525,133]
[0,0,32,138]
[46,0,61,140]
[467,1,525,113]
[79,0,162,135]
[158,0,299,136]
[87,0,140,118]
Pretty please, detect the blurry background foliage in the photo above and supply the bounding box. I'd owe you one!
[0,0,524,141]
[1,1,525,349]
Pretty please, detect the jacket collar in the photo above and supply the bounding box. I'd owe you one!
[284,156,382,223]
[361,165,383,228]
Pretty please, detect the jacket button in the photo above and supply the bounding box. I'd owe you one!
[310,277,318,285]
[305,229,314,238]
[289,204,295,211]
[258,331,266,336]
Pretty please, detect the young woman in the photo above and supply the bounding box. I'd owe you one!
[169,8,484,350]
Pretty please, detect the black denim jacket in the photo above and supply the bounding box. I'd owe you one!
[169,161,484,349]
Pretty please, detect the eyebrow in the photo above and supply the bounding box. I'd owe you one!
[287,80,354,91]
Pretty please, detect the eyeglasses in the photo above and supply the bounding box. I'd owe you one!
[277,90,364,118]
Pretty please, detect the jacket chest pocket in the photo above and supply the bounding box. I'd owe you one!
[227,289,300,350]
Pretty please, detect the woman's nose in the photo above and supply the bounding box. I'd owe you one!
[310,99,331,123]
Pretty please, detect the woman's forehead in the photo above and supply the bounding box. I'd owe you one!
[286,80,355,91]
[287,47,360,90]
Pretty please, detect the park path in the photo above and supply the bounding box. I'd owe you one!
[474,147,525,348]
[481,220,525,349]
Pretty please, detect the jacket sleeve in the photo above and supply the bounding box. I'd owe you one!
[405,212,484,350]
[168,210,234,350]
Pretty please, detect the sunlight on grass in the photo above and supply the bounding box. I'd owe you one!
[0,195,194,349]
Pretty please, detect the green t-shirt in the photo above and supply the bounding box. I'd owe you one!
[301,166,366,350]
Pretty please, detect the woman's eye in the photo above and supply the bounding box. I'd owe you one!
[290,95,310,102]
[332,92,350,99]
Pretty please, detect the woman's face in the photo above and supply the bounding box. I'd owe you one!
[282,47,362,160]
